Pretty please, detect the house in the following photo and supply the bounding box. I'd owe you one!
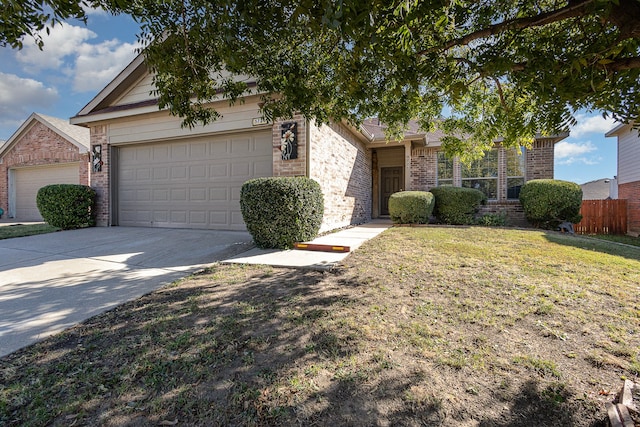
[580,177,618,200]
[0,113,90,221]
[69,54,566,232]
[606,123,639,235]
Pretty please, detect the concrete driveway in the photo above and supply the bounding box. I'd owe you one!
[0,227,253,357]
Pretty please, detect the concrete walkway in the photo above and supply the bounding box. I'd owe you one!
[0,227,253,357]
[224,220,391,270]
[0,221,390,357]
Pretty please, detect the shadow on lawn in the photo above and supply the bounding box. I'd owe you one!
[1,264,607,426]
[543,232,640,262]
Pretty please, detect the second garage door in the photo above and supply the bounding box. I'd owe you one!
[12,163,80,221]
[117,131,273,230]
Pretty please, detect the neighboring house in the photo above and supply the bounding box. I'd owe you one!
[69,54,565,232]
[581,177,618,200]
[606,123,640,235]
[0,113,90,221]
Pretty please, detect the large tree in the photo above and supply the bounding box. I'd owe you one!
[3,0,640,157]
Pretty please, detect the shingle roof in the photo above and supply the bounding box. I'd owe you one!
[0,112,90,158]
[35,113,90,149]
[360,118,447,142]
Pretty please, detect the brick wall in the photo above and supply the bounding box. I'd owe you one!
[478,201,528,227]
[526,139,555,180]
[409,147,437,190]
[89,125,109,226]
[0,121,89,216]
[309,121,372,232]
[402,142,554,225]
[618,181,640,235]
[272,116,307,177]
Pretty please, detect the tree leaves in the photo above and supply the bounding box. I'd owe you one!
[4,0,639,155]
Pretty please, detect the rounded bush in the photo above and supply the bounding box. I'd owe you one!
[240,177,324,249]
[519,179,583,228]
[388,191,435,224]
[36,184,96,229]
[430,186,487,225]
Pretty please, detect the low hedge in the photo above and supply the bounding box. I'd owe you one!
[430,186,487,225]
[36,184,96,229]
[388,191,435,224]
[240,177,324,249]
[519,179,583,228]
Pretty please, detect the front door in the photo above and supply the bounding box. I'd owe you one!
[381,166,402,215]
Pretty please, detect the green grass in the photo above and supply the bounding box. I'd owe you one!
[1,226,639,426]
[0,223,60,239]
[583,233,640,247]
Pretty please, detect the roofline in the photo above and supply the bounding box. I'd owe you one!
[605,122,633,137]
[0,113,89,158]
[75,52,147,117]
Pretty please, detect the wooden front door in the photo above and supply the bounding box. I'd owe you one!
[381,166,402,215]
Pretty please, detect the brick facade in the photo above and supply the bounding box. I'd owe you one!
[89,125,110,226]
[618,181,640,236]
[409,147,438,190]
[401,142,554,225]
[0,121,89,217]
[309,122,372,232]
[526,139,555,181]
[272,116,307,177]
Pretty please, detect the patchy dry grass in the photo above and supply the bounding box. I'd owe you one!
[1,227,638,426]
[0,223,60,240]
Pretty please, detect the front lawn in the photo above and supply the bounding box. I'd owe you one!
[0,223,60,240]
[1,227,638,426]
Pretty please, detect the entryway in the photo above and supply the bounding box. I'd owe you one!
[380,166,402,215]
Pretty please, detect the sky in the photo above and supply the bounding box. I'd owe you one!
[0,11,620,185]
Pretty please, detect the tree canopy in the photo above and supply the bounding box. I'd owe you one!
[3,0,640,157]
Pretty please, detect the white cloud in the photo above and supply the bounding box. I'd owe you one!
[0,73,59,126]
[16,24,97,72]
[569,114,617,138]
[73,39,139,92]
[83,5,109,15]
[555,140,597,159]
[555,140,602,166]
[14,23,140,93]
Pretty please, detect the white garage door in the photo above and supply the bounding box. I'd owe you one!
[12,163,80,221]
[117,131,273,230]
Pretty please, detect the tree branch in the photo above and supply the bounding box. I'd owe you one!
[418,0,595,56]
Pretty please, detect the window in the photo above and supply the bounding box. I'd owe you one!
[461,149,498,199]
[437,152,454,186]
[506,147,525,199]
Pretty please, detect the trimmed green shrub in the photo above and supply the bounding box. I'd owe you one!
[476,212,508,227]
[430,186,487,225]
[388,191,435,224]
[36,184,96,229]
[519,179,583,228]
[240,177,324,249]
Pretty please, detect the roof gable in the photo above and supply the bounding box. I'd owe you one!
[0,113,90,158]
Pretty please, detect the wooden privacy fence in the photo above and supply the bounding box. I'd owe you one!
[574,199,627,235]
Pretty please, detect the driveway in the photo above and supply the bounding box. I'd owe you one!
[0,227,253,357]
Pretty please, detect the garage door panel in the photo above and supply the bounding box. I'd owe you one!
[189,165,207,179]
[210,164,228,177]
[210,188,228,201]
[118,131,272,230]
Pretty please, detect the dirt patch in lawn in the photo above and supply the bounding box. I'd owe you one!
[1,227,639,426]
